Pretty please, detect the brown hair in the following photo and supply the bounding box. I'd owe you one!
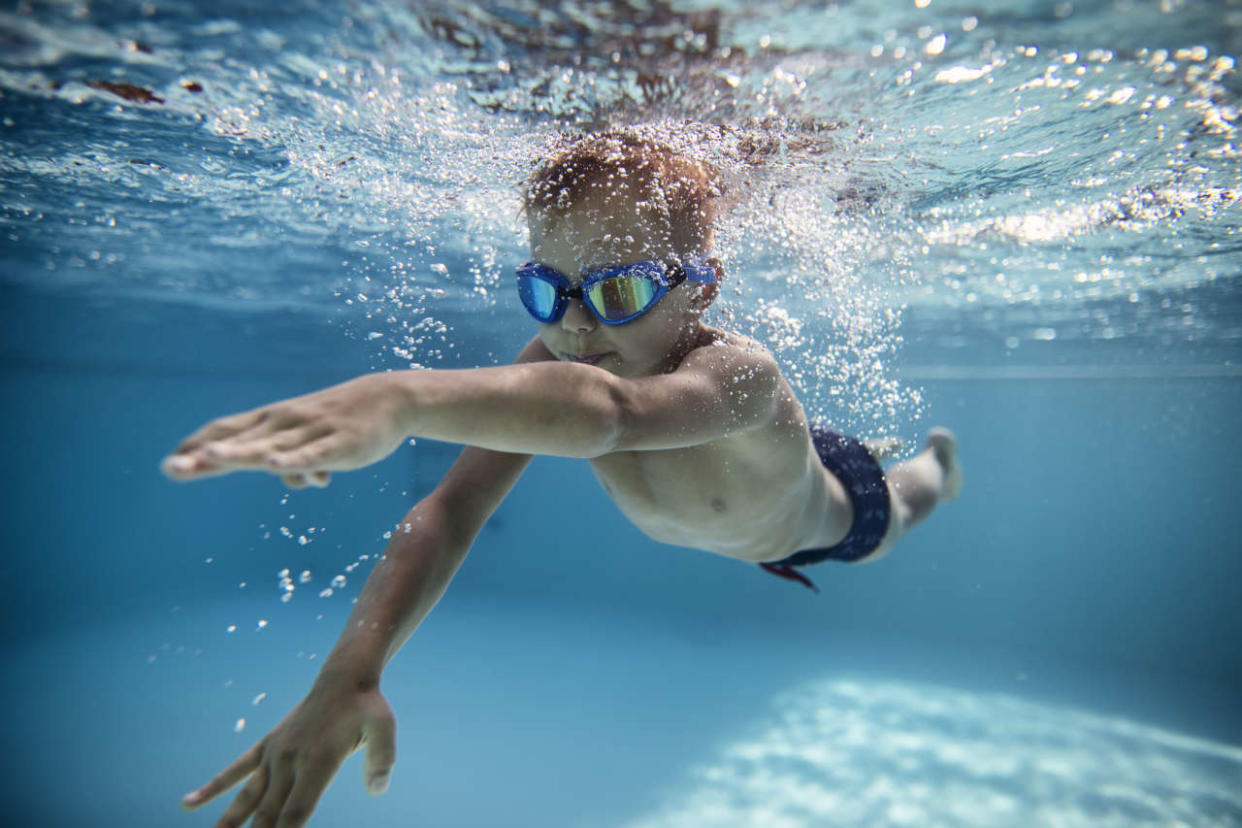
[523,131,721,253]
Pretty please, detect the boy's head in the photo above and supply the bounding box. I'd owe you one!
[520,131,724,377]
[524,131,721,258]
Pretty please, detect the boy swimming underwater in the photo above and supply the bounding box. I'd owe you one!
[166,131,960,827]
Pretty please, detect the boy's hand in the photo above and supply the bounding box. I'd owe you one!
[162,374,409,486]
[181,676,396,827]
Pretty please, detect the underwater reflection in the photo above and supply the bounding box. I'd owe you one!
[627,678,1242,827]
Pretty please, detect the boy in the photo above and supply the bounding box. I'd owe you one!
[167,131,960,828]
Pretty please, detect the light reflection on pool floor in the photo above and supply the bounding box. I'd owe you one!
[626,678,1242,827]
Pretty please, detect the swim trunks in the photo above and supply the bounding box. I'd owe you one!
[758,424,891,593]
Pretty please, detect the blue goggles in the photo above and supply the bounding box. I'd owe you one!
[515,258,716,326]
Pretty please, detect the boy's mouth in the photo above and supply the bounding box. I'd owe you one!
[563,352,608,366]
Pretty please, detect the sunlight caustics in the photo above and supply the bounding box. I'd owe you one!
[626,679,1242,827]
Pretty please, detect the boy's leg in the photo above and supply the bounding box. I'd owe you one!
[889,427,961,527]
[864,428,961,560]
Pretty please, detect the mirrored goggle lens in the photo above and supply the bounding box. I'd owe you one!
[517,273,560,321]
[586,274,660,322]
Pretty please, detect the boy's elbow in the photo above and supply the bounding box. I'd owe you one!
[592,376,629,456]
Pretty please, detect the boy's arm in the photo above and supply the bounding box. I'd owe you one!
[181,446,531,826]
[321,441,531,683]
[180,342,549,826]
[163,337,781,480]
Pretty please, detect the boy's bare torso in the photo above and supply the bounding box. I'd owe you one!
[570,327,853,563]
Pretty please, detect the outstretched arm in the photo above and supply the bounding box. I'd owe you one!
[162,335,781,482]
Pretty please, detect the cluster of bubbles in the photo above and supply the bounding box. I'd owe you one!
[252,497,377,605]
[2,0,1237,408]
[268,554,368,602]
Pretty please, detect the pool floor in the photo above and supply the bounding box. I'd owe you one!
[5,593,1240,827]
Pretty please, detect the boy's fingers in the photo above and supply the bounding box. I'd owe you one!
[281,471,329,489]
[165,432,325,481]
[266,424,332,453]
[250,761,295,828]
[268,434,353,472]
[215,765,268,828]
[202,417,286,457]
[162,454,227,480]
[362,713,397,795]
[165,418,287,480]
[287,471,331,488]
[205,425,331,468]
[181,743,263,810]
[274,755,349,828]
[174,409,269,454]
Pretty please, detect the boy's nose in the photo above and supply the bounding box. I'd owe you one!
[560,299,597,333]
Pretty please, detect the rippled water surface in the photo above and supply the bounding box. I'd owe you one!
[4,1,1239,396]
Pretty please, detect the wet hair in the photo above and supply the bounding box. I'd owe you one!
[523,131,721,253]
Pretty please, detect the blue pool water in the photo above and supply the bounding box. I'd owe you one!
[2,1,1241,826]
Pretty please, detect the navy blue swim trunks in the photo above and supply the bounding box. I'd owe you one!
[759,424,892,593]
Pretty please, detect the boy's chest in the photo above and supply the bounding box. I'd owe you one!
[587,438,805,552]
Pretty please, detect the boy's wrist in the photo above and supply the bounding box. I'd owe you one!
[316,648,384,690]
[385,369,426,438]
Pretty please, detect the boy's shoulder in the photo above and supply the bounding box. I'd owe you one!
[681,325,780,377]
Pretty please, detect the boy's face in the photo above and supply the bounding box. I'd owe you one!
[527,187,709,378]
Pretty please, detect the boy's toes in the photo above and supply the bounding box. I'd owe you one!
[926,427,956,458]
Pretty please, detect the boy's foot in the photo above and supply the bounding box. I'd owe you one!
[926,427,962,501]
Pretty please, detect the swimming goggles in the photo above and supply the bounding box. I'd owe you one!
[515,258,716,325]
